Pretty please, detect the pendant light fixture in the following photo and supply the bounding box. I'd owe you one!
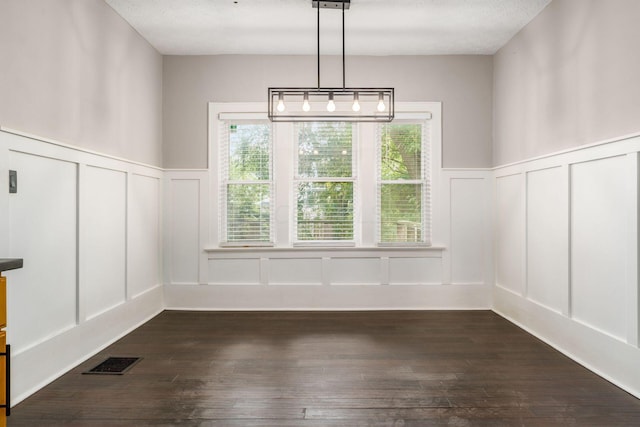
[268,0,394,122]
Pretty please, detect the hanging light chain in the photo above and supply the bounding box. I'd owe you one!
[267,0,394,122]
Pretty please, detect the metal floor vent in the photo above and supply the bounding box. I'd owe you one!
[83,357,141,375]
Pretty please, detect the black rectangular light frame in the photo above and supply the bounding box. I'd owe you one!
[268,87,394,122]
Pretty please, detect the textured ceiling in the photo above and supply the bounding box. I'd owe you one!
[105,0,551,56]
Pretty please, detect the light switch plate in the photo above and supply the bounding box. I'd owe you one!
[9,170,17,193]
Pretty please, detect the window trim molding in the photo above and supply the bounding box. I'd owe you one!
[208,101,443,249]
[217,115,274,244]
[204,245,445,257]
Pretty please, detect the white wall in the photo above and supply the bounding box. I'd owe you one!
[0,0,165,404]
[0,0,163,166]
[493,0,640,165]
[492,0,640,399]
[493,134,640,397]
[163,102,493,310]
[0,129,164,405]
[163,55,493,169]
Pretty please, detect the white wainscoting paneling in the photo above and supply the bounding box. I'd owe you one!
[526,166,569,315]
[163,171,209,286]
[449,177,487,284]
[0,128,164,406]
[209,258,261,285]
[495,173,524,295]
[269,258,324,286]
[570,155,629,341]
[164,169,493,310]
[11,286,162,406]
[168,179,201,284]
[82,165,127,320]
[8,150,78,353]
[494,285,640,401]
[493,133,640,398]
[204,248,446,289]
[164,283,492,311]
[388,257,441,285]
[330,258,380,285]
[128,173,161,298]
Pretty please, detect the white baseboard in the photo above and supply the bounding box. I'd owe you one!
[493,286,640,400]
[164,283,492,311]
[11,286,164,406]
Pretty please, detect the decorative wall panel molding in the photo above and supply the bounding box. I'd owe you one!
[0,129,164,405]
[493,134,640,398]
[164,169,492,309]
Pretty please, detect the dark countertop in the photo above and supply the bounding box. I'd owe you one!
[0,258,23,272]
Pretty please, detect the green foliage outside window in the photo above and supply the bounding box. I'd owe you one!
[228,124,270,181]
[227,184,271,241]
[296,122,354,241]
[380,124,424,243]
[223,121,426,244]
[226,123,271,242]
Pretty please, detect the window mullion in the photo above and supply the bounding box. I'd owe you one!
[273,122,293,246]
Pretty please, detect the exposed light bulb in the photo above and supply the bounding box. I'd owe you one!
[302,92,311,112]
[377,93,386,112]
[352,92,360,112]
[327,93,336,112]
[276,92,285,112]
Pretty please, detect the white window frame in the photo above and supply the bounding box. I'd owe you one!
[292,122,358,246]
[376,119,432,246]
[218,118,274,246]
[210,105,277,247]
[209,102,442,249]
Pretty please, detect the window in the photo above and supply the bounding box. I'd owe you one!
[294,122,355,242]
[378,121,430,245]
[219,121,273,243]
[211,103,439,248]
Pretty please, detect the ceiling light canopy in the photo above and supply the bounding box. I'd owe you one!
[268,0,394,122]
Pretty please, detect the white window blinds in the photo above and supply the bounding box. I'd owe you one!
[212,103,439,248]
[220,121,273,243]
[377,121,431,244]
[294,122,355,242]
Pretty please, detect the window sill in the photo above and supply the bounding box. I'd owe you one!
[204,245,445,258]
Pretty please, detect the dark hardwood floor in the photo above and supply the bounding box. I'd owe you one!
[9,310,640,426]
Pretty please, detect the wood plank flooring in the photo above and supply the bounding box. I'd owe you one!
[9,310,640,426]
